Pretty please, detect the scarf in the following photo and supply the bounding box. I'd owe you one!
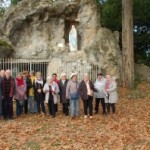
[16,78,24,86]
[105,80,111,90]
[49,82,56,92]
[54,78,59,84]
[85,80,91,95]
[35,78,43,85]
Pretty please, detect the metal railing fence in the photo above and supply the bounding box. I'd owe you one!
[0,59,101,81]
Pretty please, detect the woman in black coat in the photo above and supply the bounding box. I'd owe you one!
[58,73,69,116]
[33,72,46,115]
[79,73,97,119]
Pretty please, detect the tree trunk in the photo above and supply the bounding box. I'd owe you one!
[122,0,134,89]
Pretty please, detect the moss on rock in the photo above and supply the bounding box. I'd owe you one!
[0,39,13,48]
[0,39,15,58]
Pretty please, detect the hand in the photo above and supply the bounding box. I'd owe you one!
[45,90,49,93]
[105,89,109,92]
[20,92,24,96]
[38,89,42,93]
[105,93,108,97]
[52,91,55,95]
[21,93,25,97]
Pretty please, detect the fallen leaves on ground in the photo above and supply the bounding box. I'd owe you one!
[0,83,150,150]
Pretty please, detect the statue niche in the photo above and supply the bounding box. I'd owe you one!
[69,25,77,51]
[64,19,81,51]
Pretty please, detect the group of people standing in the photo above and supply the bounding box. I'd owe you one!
[0,69,118,120]
[66,73,118,119]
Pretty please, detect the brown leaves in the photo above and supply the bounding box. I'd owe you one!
[0,83,150,149]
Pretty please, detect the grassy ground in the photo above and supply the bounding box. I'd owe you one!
[0,83,150,150]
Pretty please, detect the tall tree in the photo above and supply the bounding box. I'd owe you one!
[122,0,134,88]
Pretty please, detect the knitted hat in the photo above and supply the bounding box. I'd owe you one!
[70,73,77,79]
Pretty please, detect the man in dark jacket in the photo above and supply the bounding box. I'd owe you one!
[58,73,69,116]
[79,73,97,119]
[2,70,16,120]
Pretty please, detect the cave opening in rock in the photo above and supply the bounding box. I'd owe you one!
[64,19,81,51]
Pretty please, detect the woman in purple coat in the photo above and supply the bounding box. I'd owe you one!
[14,73,27,117]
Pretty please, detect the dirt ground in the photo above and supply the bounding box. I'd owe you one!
[0,83,150,150]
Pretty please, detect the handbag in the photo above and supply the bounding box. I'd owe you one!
[70,92,79,100]
[70,82,79,100]
[53,94,58,104]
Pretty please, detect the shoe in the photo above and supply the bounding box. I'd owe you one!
[41,112,45,117]
[9,117,14,120]
[107,111,110,115]
[71,116,75,120]
[103,112,107,115]
[94,111,98,114]
[89,116,93,119]
[3,117,8,120]
[84,115,88,119]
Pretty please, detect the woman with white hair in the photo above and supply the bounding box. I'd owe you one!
[79,73,97,119]
[43,76,59,118]
[33,72,46,115]
[58,73,69,116]
[104,75,118,115]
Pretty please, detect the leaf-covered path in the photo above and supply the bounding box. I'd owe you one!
[0,84,150,150]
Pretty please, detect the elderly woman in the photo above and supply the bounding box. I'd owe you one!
[58,73,69,116]
[66,73,79,119]
[94,73,106,115]
[33,72,46,115]
[14,73,27,117]
[43,77,59,118]
[79,73,97,119]
[104,75,118,115]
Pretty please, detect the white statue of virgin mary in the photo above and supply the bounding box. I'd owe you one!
[69,25,77,51]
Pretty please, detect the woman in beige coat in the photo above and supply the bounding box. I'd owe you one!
[104,75,118,114]
[43,77,59,118]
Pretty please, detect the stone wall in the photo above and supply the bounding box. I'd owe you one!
[0,0,122,78]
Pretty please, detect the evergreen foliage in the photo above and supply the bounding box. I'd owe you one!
[100,0,150,66]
